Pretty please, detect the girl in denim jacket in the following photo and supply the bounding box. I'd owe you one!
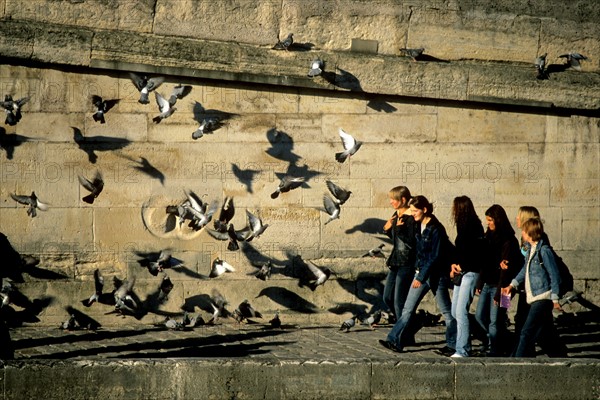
[502,218,566,357]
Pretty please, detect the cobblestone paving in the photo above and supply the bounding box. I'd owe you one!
[9,316,600,361]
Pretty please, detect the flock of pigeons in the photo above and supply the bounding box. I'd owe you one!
[0,35,591,334]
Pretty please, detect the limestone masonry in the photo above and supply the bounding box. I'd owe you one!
[0,0,598,327]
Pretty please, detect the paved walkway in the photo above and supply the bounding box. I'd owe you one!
[8,312,600,361]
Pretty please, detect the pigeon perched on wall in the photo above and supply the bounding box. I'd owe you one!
[362,244,385,258]
[326,180,352,205]
[1,95,30,126]
[272,33,293,50]
[192,118,224,139]
[209,257,236,278]
[322,194,340,225]
[82,269,104,307]
[91,95,119,124]
[129,73,164,104]
[400,47,425,61]
[340,316,357,332]
[10,192,49,218]
[270,176,305,199]
[308,59,324,77]
[78,170,104,204]
[535,53,547,79]
[558,52,588,70]
[335,128,362,163]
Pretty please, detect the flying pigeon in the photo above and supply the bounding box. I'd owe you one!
[400,47,425,61]
[535,53,547,79]
[272,33,293,50]
[362,310,382,329]
[129,73,165,104]
[269,311,281,329]
[362,244,385,258]
[78,170,104,204]
[157,274,174,304]
[340,316,357,332]
[113,276,137,315]
[214,197,235,233]
[234,299,263,323]
[305,261,332,290]
[308,59,324,77]
[168,84,192,106]
[91,95,119,124]
[206,223,246,251]
[192,118,224,139]
[326,180,351,205]
[10,191,49,218]
[82,268,104,307]
[136,250,182,276]
[1,95,30,126]
[152,92,176,123]
[182,189,218,230]
[244,210,269,241]
[559,52,588,70]
[248,261,272,281]
[335,128,362,163]
[209,257,236,278]
[270,176,305,199]
[322,194,340,225]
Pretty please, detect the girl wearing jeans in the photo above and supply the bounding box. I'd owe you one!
[449,196,484,357]
[502,218,565,357]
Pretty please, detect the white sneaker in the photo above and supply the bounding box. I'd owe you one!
[450,353,464,358]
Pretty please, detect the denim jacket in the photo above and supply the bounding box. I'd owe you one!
[511,238,561,302]
[414,214,448,287]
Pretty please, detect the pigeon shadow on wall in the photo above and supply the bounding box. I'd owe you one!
[72,127,132,164]
[0,127,31,160]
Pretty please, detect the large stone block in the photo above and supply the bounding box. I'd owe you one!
[546,115,600,144]
[154,0,281,46]
[299,90,367,114]
[15,112,85,141]
[0,20,34,59]
[455,360,600,400]
[436,107,547,143]
[549,179,598,207]
[6,0,155,33]
[493,178,551,208]
[371,360,455,400]
[560,250,600,280]
[408,9,540,63]
[562,219,600,252]
[529,143,599,180]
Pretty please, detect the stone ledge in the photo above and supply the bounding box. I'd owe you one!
[1,19,599,111]
[1,358,598,400]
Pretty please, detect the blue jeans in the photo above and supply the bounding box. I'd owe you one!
[451,272,478,356]
[387,275,456,350]
[515,299,566,357]
[475,283,507,355]
[383,267,413,319]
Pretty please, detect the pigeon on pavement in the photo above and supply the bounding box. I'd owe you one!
[82,269,104,307]
[234,299,263,323]
[248,261,272,281]
[362,310,382,329]
[340,316,357,332]
[209,257,236,278]
[535,53,547,79]
[362,244,385,258]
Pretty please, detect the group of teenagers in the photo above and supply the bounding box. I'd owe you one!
[378,186,568,358]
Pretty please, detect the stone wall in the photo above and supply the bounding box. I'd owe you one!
[0,0,598,327]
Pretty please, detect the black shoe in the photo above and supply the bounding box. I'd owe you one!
[379,339,402,353]
[434,346,455,357]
